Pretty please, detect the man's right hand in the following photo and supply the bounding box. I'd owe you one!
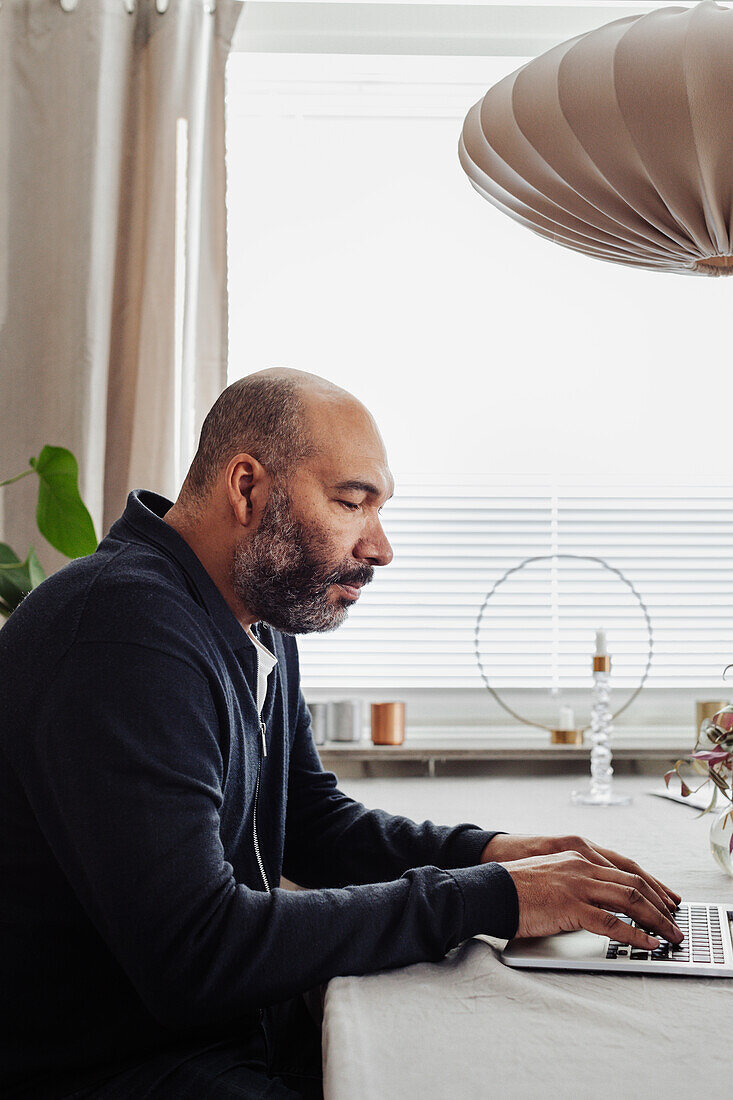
[500,850,684,949]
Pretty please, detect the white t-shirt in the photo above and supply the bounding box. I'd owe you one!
[244,624,278,716]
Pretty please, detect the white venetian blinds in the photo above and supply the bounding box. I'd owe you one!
[296,481,733,691]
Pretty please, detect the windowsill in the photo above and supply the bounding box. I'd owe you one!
[317,727,693,775]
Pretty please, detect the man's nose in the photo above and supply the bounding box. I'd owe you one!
[357,518,393,568]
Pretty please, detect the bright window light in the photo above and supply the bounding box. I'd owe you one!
[225,50,733,700]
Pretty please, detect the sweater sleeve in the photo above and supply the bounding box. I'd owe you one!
[17,642,518,1032]
[283,687,505,887]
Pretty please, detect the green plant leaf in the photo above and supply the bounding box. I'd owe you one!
[0,542,21,567]
[0,547,18,617]
[0,545,40,608]
[29,446,97,558]
[0,542,27,611]
[708,768,730,794]
[27,548,45,588]
[703,787,718,815]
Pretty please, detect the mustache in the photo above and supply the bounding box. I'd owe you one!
[325,565,374,589]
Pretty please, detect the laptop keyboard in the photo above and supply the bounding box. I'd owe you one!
[605,903,728,965]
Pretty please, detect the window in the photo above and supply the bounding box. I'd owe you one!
[226,9,733,728]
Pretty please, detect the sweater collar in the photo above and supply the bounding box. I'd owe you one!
[111,489,258,654]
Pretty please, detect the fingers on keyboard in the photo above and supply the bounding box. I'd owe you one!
[581,906,659,949]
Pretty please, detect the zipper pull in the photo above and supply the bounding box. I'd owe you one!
[260,718,267,758]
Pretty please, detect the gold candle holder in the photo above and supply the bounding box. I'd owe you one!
[550,728,584,745]
[371,702,405,745]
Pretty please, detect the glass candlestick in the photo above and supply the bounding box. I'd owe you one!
[572,649,631,806]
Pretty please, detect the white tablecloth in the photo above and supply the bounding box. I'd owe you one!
[322,774,732,1099]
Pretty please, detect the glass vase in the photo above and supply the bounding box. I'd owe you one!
[709,803,733,877]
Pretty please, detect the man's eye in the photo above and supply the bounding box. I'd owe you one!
[337,501,360,511]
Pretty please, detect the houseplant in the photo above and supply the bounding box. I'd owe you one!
[665,702,733,877]
[0,446,97,618]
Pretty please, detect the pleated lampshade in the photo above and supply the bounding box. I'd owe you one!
[459,1,733,276]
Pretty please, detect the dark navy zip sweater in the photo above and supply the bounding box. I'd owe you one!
[0,490,518,1096]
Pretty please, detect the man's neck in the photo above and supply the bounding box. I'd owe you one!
[163,503,258,630]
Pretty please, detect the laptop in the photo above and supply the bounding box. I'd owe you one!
[499,902,733,977]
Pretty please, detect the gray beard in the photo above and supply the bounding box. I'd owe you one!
[230,486,367,635]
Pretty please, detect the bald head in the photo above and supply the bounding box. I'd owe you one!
[181,368,369,505]
[168,368,394,634]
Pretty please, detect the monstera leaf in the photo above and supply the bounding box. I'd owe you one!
[29,446,97,559]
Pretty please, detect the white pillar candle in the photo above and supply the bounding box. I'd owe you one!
[595,628,608,656]
[558,705,575,731]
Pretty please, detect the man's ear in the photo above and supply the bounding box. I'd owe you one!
[225,454,268,529]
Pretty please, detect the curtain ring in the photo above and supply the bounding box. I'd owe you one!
[156,0,170,13]
[59,0,79,11]
[124,0,135,13]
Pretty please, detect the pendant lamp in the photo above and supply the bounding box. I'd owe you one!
[459,1,733,276]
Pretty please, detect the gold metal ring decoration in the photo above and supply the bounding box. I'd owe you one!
[473,553,653,734]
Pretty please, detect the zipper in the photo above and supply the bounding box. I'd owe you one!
[253,718,270,893]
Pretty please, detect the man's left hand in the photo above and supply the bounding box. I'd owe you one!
[480,833,681,912]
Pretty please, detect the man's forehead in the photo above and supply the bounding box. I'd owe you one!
[299,392,393,497]
[301,451,394,501]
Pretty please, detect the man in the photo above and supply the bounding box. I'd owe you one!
[0,369,682,1098]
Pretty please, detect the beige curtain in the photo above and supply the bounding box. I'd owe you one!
[0,0,242,564]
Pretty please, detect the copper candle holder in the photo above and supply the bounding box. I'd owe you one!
[371,702,405,745]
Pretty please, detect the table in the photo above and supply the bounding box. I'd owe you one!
[322,774,732,1099]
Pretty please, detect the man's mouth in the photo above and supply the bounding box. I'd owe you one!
[335,582,362,600]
